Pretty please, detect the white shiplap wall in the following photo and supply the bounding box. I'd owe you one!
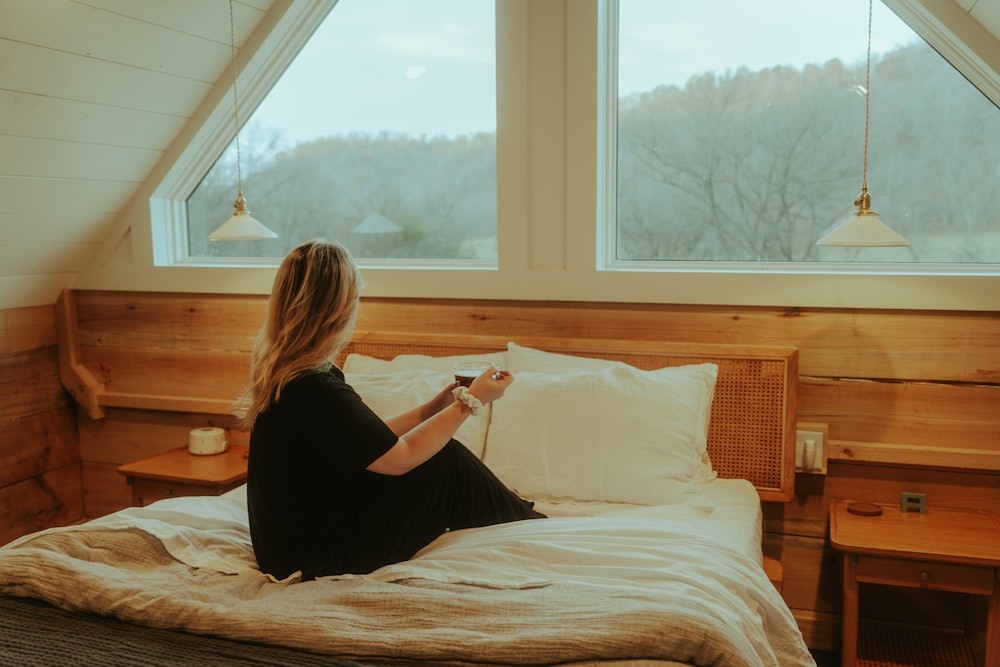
[0,0,272,309]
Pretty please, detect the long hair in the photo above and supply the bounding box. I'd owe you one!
[236,240,362,427]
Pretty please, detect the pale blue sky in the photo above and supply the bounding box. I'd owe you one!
[248,0,917,146]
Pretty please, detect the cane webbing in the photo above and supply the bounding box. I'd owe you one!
[858,622,980,667]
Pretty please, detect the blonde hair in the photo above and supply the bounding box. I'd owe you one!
[236,240,362,427]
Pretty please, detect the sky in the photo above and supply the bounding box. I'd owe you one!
[247,0,918,147]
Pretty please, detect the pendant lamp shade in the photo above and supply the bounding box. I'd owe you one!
[208,191,278,241]
[817,189,909,246]
[208,0,278,242]
[817,0,908,248]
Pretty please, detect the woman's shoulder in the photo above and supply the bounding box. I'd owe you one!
[268,366,351,416]
[287,365,345,391]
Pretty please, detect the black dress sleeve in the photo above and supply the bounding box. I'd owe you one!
[285,366,399,473]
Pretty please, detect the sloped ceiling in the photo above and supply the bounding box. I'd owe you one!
[0,0,998,310]
[0,0,275,309]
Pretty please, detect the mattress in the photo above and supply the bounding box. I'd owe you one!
[0,479,811,666]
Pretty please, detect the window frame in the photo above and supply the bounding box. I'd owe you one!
[127,0,998,313]
[150,0,338,269]
[598,0,1000,278]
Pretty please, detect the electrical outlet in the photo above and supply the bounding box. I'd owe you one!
[901,491,926,513]
[795,422,828,474]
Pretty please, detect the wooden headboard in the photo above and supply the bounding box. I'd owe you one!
[338,332,799,502]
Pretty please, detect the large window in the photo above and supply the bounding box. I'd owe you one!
[185,0,497,263]
[610,0,1000,265]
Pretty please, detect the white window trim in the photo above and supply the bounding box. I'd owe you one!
[596,0,1000,282]
[150,0,339,268]
[107,0,997,313]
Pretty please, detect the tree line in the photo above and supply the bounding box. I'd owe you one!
[188,42,999,263]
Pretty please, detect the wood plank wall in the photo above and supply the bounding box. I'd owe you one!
[0,304,81,546]
[61,289,999,651]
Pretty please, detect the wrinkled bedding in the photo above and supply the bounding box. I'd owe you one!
[0,480,813,667]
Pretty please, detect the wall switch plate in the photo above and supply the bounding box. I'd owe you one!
[901,491,926,513]
[795,422,829,474]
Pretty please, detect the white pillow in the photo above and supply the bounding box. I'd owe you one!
[507,342,719,482]
[484,361,719,505]
[347,369,490,459]
[507,341,623,374]
[345,350,508,375]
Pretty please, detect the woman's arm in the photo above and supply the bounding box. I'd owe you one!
[384,382,458,436]
[367,369,512,476]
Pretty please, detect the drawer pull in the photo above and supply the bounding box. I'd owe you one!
[919,571,929,583]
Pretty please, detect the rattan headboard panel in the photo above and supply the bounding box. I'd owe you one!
[338,333,799,502]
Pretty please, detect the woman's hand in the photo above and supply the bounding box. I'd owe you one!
[371,368,515,475]
[426,380,460,417]
[469,367,514,404]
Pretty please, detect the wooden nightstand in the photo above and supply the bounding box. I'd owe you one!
[830,499,1000,667]
[117,445,249,507]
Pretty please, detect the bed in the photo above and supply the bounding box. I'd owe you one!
[0,334,814,667]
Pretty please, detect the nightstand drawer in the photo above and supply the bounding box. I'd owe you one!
[130,478,244,507]
[856,555,995,595]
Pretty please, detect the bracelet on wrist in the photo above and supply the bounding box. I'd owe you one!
[451,386,485,416]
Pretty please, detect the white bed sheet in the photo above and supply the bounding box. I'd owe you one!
[531,477,763,563]
[0,478,812,667]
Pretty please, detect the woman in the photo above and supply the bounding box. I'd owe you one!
[238,240,543,581]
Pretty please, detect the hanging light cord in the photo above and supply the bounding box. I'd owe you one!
[228,0,244,198]
[861,0,873,196]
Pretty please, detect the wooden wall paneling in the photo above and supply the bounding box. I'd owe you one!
[1,304,56,353]
[0,409,78,490]
[78,407,244,465]
[763,531,841,650]
[82,346,249,407]
[81,461,132,518]
[56,289,105,420]
[0,347,68,421]
[60,290,260,416]
[800,378,1000,470]
[0,464,83,546]
[71,291,999,382]
[765,462,1000,538]
[79,412,251,517]
[801,377,999,448]
[0,304,82,543]
[353,298,999,383]
[789,609,839,657]
[74,290,265,351]
[77,406,246,517]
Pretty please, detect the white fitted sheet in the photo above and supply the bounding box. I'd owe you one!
[530,477,763,563]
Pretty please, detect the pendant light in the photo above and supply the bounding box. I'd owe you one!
[817,0,908,247]
[208,0,278,241]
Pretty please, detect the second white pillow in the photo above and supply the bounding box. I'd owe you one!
[483,362,718,505]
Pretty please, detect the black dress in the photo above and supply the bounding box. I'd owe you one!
[247,365,544,580]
